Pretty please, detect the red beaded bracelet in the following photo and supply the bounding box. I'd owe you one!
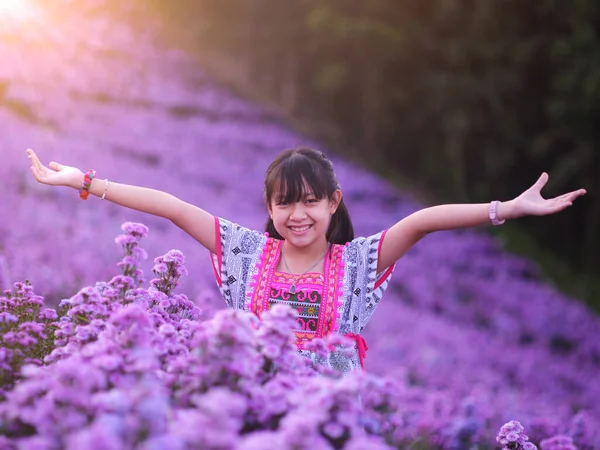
[79,169,97,200]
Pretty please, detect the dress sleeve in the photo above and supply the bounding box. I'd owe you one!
[209,216,266,311]
[341,229,396,332]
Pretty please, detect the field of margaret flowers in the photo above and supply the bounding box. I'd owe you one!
[0,223,586,449]
[1,1,600,448]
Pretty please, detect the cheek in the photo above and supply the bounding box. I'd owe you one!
[271,211,286,227]
[314,209,332,226]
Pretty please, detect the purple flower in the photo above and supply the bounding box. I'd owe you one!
[38,308,58,321]
[163,250,185,265]
[0,312,18,323]
[496,420,537,450]
[132,247,148,261]
[118,255,139,268]
[322,421,346,439]
[507,432,521,442]
[121,222,149,238]
[540,435,576,450]
[153,263,168,274]
[303,338,329,359]
[114,234,137,246]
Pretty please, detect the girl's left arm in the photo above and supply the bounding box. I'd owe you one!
[377,173,587,272]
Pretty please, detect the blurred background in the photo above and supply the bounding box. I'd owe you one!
[147,0,600,310]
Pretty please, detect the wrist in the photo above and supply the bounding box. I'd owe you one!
[69,170,84,190]
[497,199,517,221]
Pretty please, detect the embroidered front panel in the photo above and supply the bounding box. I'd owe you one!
[250,242,345,350]
[269,273,324,346]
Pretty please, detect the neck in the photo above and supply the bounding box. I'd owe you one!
[281,239,329,270]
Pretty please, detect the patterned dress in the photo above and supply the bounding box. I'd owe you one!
[210,217,395,374]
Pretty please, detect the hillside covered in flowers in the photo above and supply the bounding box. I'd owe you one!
[1,1,599,448]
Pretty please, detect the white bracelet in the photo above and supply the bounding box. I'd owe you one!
[100,179,109,201]
[489,200,505,225]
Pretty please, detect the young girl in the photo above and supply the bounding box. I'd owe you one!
[25,147,586,373]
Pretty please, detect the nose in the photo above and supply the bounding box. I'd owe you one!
[289,202,307,221]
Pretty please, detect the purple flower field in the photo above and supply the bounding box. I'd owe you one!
[1,2,599,448]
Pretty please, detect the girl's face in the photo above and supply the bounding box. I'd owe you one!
[269,185,341,249]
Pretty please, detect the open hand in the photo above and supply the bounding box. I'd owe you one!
[27,149,83,189]
[512,173,586,218]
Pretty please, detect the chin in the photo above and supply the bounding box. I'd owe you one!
[283,235,309,246]
[287,234,324,249]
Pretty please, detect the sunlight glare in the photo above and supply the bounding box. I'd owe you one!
[0,0,31,19]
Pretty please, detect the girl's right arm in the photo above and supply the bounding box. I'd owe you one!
[26,149,216,253]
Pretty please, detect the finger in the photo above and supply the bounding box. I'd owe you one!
[548,189,586,204]
[543,202,571,216]
[49,161,63,171]
[35,154,45,172]
[27,149,36,166]
[533,172,549,191]
[551,192,571,202]
[30,166,42,182]
[564,189,587,202]
[28,150,44,172]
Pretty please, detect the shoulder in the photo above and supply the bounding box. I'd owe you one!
[341,231,387,256]
[216,217,270,254]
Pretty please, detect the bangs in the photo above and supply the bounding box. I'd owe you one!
[268,154,331,204]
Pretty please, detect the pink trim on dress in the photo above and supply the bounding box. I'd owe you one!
[375,228,395,289]
[210,216,223,287]
[344,333,368,370]
[249,237,282,317]
[261,239,282,313]
[329,244,345,334]
[315,245,331,339]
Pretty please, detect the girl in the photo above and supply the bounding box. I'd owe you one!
[25,147,586,373]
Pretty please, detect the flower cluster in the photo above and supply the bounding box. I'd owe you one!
[0,281,58,399]
[497,420,538,450]
[43,222,154,365]
[115,222,149,287]
[150,249,188,296]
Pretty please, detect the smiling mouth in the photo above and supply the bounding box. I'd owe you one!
[289,225,312,232]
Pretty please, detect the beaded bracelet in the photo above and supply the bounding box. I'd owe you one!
[100,179,109,201]
[79,169,97,200]
[489,200,506,225]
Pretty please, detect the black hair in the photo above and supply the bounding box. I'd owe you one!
[264,147,354,245]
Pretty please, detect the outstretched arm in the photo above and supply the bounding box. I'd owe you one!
[26,149,216,253]
[377,173,586,272]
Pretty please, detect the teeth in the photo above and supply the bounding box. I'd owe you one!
[290,225,310,232]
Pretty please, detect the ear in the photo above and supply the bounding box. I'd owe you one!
[329,189,342,214]
[267,202,273,220]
